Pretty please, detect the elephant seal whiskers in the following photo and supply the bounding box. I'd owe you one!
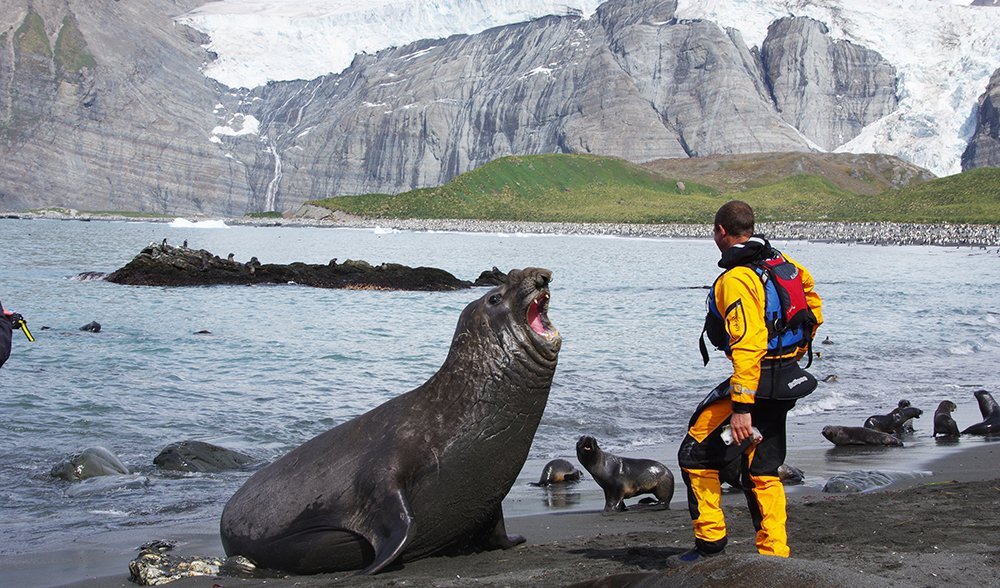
[220,268,561,575]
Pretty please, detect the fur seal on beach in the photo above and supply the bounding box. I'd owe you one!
[220,268,561,575]
[932,400,960,437]
[531,459,583,486]
[575,436,674,512]
[863,401,922,435]
[821,425,904,447]
[961,389,1000,436]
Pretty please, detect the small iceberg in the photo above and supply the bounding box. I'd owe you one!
[169,218,230,229]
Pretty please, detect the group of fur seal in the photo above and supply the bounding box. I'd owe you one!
[823,389,1000,447]
[863,399,923,435]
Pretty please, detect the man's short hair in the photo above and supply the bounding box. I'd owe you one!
[714,200,754,236]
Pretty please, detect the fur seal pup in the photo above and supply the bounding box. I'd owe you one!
[531,458,583,486]
[822,425,904,447]
[863,400,922,434]
[220,268,561,575]
[932,400,960,437]
[961,389,1000,435]
[575,435,674,512]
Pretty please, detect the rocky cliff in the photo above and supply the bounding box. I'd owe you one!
[1,0,906,215]
[0,0,250,215]
[962,68,1000,171]
[230,0,900,212]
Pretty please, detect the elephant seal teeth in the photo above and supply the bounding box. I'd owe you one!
[528,292,554,336]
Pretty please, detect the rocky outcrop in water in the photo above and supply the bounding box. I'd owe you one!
[102,243,496,291]
[962,67,1000,171]
[0,0,905,216]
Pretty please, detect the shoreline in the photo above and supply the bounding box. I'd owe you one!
[6,440,998,588]
[5,210,1000,247]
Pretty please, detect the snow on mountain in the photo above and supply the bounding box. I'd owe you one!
[675,0,998,177]
[179,0,999,177]
[177,0,605,88]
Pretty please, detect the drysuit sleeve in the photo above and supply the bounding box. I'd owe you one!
[713,267,768,409]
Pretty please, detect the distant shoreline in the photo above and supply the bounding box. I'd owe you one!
[6,211,1000,247]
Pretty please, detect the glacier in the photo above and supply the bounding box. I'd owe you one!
[178,0,998,177]
[177,0,606,88]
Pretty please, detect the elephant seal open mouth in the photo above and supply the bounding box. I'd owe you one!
[220,267,561,575]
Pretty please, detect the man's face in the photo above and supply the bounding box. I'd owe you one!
[713,224,726,252]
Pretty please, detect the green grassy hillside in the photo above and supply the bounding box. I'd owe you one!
[306,154,1000,224]
[310,154,722,223]
[846,167,1000,223]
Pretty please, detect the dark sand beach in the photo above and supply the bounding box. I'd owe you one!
[6,441,995,588]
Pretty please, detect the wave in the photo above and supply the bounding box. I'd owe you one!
[168,218,230,229]
[791,389,861,417]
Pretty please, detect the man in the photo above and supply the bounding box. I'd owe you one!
[1,301,13,368]
[677,200,823,561]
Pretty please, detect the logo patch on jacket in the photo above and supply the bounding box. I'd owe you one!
[725,300,746,345]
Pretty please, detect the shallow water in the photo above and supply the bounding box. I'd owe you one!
[1,218,999,554]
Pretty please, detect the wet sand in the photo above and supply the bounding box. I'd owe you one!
[10,441,997,588]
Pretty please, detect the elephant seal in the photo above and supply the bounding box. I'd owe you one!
[51,446,129,481]
[863,401,922,434]
[821,425,903,447]
[575,435,674,512]
[154,440,254,473]
[932,400,960,437]
[530,458,583,486]
[961,389,1000,435]
[220,268,561,575]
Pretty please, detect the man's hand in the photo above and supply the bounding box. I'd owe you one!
[730,412,754,445]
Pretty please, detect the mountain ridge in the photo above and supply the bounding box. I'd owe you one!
[0,0,996,216]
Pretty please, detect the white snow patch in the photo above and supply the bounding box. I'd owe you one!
[675,0,1000,176]
[169,218,231,229]
[177,0,603,88]
[211,113,260,139]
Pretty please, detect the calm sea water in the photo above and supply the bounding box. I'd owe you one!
[1,218,999,557]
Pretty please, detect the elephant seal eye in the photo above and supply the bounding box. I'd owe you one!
[488,293,502,305]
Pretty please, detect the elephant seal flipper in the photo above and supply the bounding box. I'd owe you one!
[360,488,416,575]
